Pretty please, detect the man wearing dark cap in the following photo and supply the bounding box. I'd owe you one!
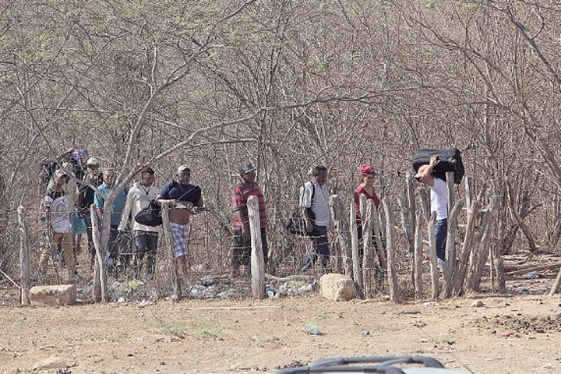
[156,165,204,277]
[118,168,160,276]
[231,163,268,278]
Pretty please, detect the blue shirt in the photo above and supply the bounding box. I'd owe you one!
[94,183,127,226]
[159,181,202,204]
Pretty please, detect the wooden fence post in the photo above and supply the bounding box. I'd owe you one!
[247,195,266,299]
[91,204,108,302]
[361,197,374,298]
[453,199,479,296]
[17,206,30,306]
[350,202,362,292]
[413,210,423,300]
[428,212,439,299]
[161,201,181,300]
[466,195,500,292]
[441,198,465,299]
[330,194,351,276]
[382,197,398,302]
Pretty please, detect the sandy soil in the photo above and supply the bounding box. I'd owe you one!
[1,270,561,374]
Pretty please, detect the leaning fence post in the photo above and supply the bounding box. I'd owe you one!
[247,195,266,299]
[350,202,362,293]
[17,206,30,305]
[382,197,398,302]
[161,201,181,300]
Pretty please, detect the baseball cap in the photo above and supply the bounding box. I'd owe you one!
[177,165,190,173]
[54,169,68,179]
[361,165,376,176]
[86,157,99,166]
[239,163,255,175]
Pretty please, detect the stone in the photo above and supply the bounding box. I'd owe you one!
[471,300,484,308]
[320,273,357,301]
[29,285,76,306]
[32,356,67,370]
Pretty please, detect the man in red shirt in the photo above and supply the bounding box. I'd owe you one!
[231,163,268,278]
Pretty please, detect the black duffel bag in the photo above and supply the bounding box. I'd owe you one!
[134,200,162,227]
[412,148,464,184]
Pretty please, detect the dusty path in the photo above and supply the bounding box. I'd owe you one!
[1,288,561,373]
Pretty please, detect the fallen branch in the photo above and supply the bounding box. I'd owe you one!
[265,274,315,282]
[182,306,282,311]
[507,262,561,276]
[0,268,21,289]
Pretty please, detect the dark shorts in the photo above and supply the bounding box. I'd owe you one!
[232,228,268,266]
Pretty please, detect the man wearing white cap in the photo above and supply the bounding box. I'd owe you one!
[156,165,204,277]
[415,155,448,267]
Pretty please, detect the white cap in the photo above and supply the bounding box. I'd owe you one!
[86,157,99,166]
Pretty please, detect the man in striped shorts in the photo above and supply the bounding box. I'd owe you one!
[231,163,268,278]
[155,165,203,277]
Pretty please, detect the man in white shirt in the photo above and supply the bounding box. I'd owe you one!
[301,165,332,271]
[415,155,449,267]
[118,168,160,276]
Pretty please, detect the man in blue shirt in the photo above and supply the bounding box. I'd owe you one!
[95,169,127,272]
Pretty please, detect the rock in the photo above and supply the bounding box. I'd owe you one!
[32,356,67,370]
[300,323,322,335]
[471,300,484,307]
[320,273,357,301]
[29,285,76,306]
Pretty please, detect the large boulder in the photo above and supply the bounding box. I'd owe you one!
[29,285,77,306]
[320,273,357,301]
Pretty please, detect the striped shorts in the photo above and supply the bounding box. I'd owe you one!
[170,221,190,258]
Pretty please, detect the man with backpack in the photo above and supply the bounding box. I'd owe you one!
[118,168,160,277]
[415,155,448,268]
[230,163,268,278]
[301,165,332,271]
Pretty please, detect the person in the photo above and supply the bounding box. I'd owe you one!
[74,207,87,261]
[38,170,78,279]
[94,168,127,273]
[155,165,203,277]
[231,163,268,278]
[77,157,102,267]
[301,165,332,271]
[118,168,160,277]
[354,165,380,240]
[415,155,448,267]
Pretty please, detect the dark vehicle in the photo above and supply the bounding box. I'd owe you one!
[274,356,472,374]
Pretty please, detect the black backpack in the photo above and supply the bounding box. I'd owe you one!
[286,183,315,236]
[412,148,465,184]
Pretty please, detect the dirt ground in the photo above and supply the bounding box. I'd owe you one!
[2,252,561,374]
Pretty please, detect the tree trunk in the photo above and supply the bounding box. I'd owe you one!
[382,197,398,303]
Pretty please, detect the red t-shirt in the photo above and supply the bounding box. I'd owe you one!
[354,185,380,221]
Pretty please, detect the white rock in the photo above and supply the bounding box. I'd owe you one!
[29,285,76,306]
[32,356,67,370]
[320,273,357,301]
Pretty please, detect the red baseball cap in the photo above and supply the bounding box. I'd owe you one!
[361,165,376,176]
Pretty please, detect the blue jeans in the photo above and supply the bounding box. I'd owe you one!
[302,225,329,271]
[435,218,448,262]
[134,231,158,275]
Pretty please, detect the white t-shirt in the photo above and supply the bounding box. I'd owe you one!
[45,189,71,234]
[118,182,160,232]
[430,178,448,220]
[300,181,331,227]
